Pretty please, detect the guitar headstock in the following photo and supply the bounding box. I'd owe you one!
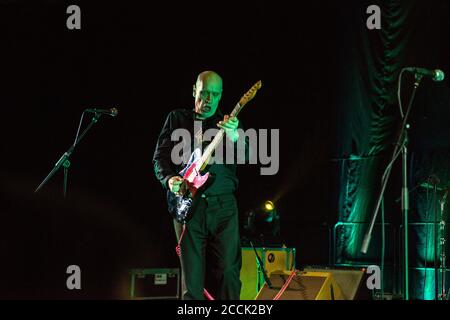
[239,80,262,107]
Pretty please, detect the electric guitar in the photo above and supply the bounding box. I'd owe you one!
[167,80,262,223]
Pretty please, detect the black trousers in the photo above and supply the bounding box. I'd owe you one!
[174,193,242,300]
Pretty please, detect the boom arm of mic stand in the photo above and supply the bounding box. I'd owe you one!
[34,113,101,195]
[361,146,403,253]
[361,74,422,254]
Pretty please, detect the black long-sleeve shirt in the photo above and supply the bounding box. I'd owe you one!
[153,108,249,196]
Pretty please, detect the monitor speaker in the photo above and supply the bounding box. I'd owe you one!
[255,270,344,300]
[303,266,370,300]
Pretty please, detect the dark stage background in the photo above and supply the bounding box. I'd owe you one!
[1,1,341,299]
[1,1,449,299]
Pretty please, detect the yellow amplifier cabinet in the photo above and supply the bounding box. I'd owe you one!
[255,270,344,300]
[240,247,296,300]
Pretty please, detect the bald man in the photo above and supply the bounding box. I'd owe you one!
[153,71,248,300]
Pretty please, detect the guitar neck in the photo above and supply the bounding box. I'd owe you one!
[229,101,244,118]
[199,102,243,166]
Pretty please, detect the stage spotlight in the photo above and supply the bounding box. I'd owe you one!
[264,200,275,212]
[241,200,281,247]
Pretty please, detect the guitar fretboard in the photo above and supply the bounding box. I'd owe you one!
[198,102,243,167]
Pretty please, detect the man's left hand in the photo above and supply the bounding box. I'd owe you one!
[217,115,239,142]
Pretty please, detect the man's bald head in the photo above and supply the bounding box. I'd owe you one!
[193,71,223,119]
[195,71,223,89]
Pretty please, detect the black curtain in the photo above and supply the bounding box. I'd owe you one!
[334,0,450,299]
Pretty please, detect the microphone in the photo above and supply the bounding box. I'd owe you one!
[404,67,445,82]
[86,107,118,117]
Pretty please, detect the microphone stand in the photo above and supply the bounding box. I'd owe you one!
[35,112,101,196]
[249,240,273,289]
[438,188,448,300]
[361,72,423,300]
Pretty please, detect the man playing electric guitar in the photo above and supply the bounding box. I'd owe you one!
[153,71,255,300]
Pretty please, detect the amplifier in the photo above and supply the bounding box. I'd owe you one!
[240,247,296,300]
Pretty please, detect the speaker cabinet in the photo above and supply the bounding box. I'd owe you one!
[240,247,296,300]
[303,267,370,300]
[129,268,180,300]
[255,270,343,300]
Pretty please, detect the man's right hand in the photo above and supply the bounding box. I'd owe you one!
[168,176,186,195]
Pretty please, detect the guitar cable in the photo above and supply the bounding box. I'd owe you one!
[273,269,299,300]
[175,224,186,258]
[175,223,216,300]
